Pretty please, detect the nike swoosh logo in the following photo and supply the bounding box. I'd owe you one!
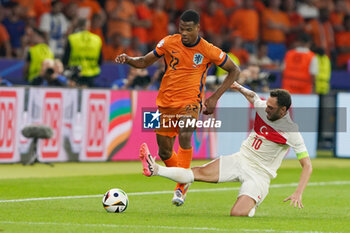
[171,51,179,54]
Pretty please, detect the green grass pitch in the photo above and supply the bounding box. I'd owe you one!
[1,158,350,233]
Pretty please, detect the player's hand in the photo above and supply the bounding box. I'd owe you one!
[230,81,242,91]
[203,96,218,115]
[283,192,304,209]
[115,53,130,64]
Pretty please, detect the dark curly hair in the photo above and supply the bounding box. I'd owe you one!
[270,89,291,110]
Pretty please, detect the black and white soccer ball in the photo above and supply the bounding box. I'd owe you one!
[102,188,128,213]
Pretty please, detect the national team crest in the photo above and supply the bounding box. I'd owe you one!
[193,53,203,65]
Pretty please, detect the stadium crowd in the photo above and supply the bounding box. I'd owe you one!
[0,0,348,90]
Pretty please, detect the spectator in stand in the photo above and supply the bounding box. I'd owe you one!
[25,10,38,29]
[0,6,12,58]
[345,0,350,12]
[201,0,227,46]
[105,0,136,47]
[76,0,106,24]
[14,0,36,19]
[33,0,51,22]
[305,8,335,57]
[217,0,238,15]
[317,0,335,12]
[282,0,305,49]
[162,0,176,22]
[182,1,201,13]
[2,2,26,58]
[63,1,79,31]
[169,0,184,13]
[330,0,349,33]
[230,34,250,67]
[149,0,168,48]
[229,0,259,54]
[282,33,318,94]
[335,15,350,69]
[103,32,125,61]
[253,0,266,13]
[249,42,279,70]
[261,0,290,62]
[297,0,319,20]
[89,13,105,45]
[32,58,67,86]
[132,0,152,54]
[127,37,142,57]
[62,19,102,87]
[39,0,68,59]
[23,28,54,84]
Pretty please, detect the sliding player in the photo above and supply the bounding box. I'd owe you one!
[140,84,312,216]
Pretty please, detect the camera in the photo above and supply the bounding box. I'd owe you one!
[45,68,55,76]
[244,71,276,92]
[63,66,81,82]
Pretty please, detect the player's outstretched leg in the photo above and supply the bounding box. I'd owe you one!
[139,143,158,176]
[139,148,195,185]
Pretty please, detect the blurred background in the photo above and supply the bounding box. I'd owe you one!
[0,0,349,163]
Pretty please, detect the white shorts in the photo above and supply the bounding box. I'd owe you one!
[218,152,270,206]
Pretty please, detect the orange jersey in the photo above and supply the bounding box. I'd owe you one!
[153,34,228,107]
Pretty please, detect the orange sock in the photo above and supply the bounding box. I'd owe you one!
[163,150,178,167]
[177,146,193,169]
[175,146,193,191]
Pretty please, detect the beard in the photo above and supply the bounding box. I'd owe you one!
[267,113,280,121]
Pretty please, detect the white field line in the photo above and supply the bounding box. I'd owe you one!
[0,221,339,233]
[0,180,349,203]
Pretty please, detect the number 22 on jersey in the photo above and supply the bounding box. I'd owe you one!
[169,55,179,70]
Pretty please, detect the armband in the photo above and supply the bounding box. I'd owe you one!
[296,151,309,160]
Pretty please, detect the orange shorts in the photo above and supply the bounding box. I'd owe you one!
[155,103,200,137]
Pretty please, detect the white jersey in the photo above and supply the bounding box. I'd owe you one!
[240,96,308,179]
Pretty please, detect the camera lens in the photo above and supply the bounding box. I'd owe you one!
[46,68,54,75]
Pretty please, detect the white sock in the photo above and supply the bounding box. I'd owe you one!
[156,165,194,184]
[248,207,256,217]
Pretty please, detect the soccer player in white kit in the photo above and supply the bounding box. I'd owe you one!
[139,81,313,217]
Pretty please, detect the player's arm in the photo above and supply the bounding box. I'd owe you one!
[283,156,312,208]
[230,81,259,105]
[203,57,240,114]
[115,51,159,69]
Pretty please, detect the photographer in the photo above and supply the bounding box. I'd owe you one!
[23,28,54,84]
[31,59,67,86]
[121,67,151,90]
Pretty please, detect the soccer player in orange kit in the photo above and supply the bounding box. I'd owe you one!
[115,10,240,206]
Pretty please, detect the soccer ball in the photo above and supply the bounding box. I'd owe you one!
[102,188,128,213]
